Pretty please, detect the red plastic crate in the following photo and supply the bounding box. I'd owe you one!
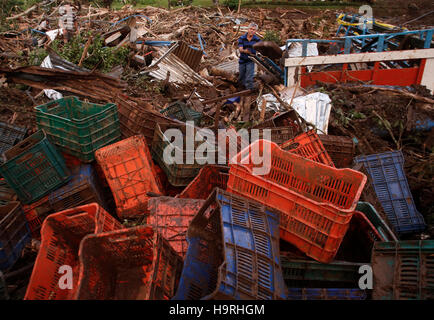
[177,165,229,200]
[280,130,335,167]
[22,196,53,239]
[318,134,355,168]
[24,203,122,300]
[147,197,206,258]
[95,135,162,219]
[76,225,183,300]
[61,152,82,170]
[227,139,367,263]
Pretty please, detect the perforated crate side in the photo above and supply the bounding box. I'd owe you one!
[318,134,355,168]
[147,197,206,258]
[0,130,71,204]
[151,123,218,187]
[372,240,434,300]
[355,151,426,234]
[35,97,121,163]
[177,165,229,200]
[280,255,366,287]
[0,122,27,156]
[48,164,108,213]
[287,288,367,300]
[22,196,53,240]
[280,130,335,167]
[76,226,183,300]
[0,202,31,272]
[115,95,181,146]
[95,135,161,218]
[24,203,122,300]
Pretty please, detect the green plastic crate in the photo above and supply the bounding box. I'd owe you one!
[160,101,202,126]
[372,240,434,300]
[35,96,121,162]
[0,130,70,204]
[356,202,398,242]
[281,255,367,288]
[151,123,218,186]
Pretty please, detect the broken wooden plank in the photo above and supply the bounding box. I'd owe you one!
[105,32,122,45]
[285,48,434,67]
[6,4,38,21]
[200,89,253,105]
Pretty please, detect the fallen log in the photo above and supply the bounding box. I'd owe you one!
[209,67,238,83]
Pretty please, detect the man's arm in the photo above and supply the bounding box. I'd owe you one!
[238,37,246,53]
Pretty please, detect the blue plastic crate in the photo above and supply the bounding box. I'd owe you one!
[48,164,107,212]
[287,288,367,300]
[0,202,31,272]
[354,151,425,235]
[0,122,27,157]
[0,270,8,300]
[173,188,286,300]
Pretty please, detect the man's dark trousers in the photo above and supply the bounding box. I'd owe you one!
[239,61,255,90]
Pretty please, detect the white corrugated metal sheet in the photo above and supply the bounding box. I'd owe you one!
[149,48,212,86]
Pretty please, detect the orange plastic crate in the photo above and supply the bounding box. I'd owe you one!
[95,135,162,218]
[280,130,335,167]
[227,140,366,263]
[24,203,123,300]
[177,165,229,200]
[76,225,183,300]
[147,197,206,258]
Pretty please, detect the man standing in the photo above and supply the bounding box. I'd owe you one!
[238,23,261,90]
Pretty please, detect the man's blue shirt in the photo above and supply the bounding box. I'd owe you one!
[238,33,261,64]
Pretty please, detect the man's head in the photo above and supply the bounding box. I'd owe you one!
[247,23,258,38]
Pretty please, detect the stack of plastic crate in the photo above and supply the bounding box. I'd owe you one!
[173,188,287,300]
[25,203,122,300]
